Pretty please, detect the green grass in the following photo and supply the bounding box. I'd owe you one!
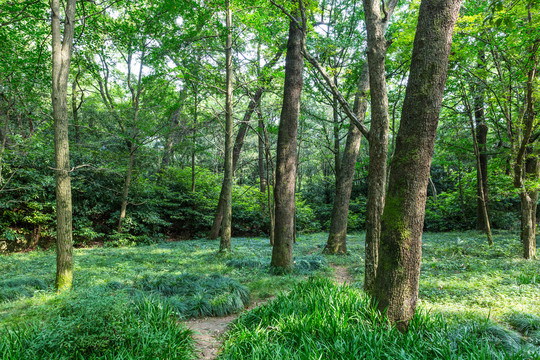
[0,231,538,358]
[219,278,540,359]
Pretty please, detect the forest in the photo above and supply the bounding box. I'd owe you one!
[0,0,539,358]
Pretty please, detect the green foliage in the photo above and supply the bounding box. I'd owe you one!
[0,288,195,359]
[0,278,49,303]
[134,273,250,318]
[220,278,534,359]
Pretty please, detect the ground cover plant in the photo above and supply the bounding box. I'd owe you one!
[0,231,538,358]
[220,278,536,359]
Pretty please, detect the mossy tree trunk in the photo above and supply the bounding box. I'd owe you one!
[362,0,393,293]
[51,0,76,292]
[270,6,305,273]
[372,0,462,330]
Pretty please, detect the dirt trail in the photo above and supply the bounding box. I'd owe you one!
[331,265,353,286]
[185,299,269,360]
[187,264,353,360]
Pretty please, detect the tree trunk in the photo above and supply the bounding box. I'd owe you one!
[520,153,539,259]
[324,67,368,254]
[270,12,305,273]
[220,0,234,252]
[474,48,488,230]
[259,118,267,193]
[465,88,493,245]
[363,0,391,294]
[118,144,135,232]
[191,86,198,192]
[51,0,76,292]
[0,111,10,186]
[372,0,462,330]
[209,49,284,239]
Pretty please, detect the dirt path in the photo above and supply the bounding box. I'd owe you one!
[187,265,353,359]
[185,299,270,360]
[331,265,354,286]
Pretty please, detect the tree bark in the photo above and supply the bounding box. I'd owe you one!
[363,0,391,294]
[474,48,488,230]
[117,143,135,232]
[521,154,539,259]
[372,0,462,330]
[324,67,368,254]
[51,0,76,292]
[209,48,284,239]
[220,0,234,252]
[259,117,267,193]
[270,9,305,273]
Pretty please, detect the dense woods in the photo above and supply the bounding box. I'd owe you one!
[1,0,539,358]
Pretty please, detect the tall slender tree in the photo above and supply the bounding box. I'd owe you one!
[270,0,306,272]
[220,0,234,251]
[51,0,77,291]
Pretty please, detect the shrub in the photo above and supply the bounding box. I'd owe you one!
[220,278,531,359]
[0,288,195,359]
[0,277,49,302]
[134,273,250,318]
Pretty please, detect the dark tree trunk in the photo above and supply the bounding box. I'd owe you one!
[270,12,305,273]
[324,67,368,254]
[474,48,488,230]
[372,0,462,330]
[259,118,267,193]
[51,0,76,292]
[363,0,391,294]
[220,0,234,252]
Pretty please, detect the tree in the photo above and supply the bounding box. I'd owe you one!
[220,0,234,252]
[270,0,306,272]
[51,0,77,291]
[372,0,462,330]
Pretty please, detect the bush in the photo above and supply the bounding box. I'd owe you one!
[220,278,532,359]
[0,277,49,302]
[134,273,250,318]
[0,288,195,359]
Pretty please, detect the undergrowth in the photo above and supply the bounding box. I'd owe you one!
[0,288,195,359]
[220,278,539,359]
[133,273,250,317]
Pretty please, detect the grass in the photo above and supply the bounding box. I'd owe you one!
[0,230,538,358]
[219,278,536,359]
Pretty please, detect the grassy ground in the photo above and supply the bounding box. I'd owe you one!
[0,231,538,358]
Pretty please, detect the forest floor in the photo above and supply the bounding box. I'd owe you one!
[0,231,539,359]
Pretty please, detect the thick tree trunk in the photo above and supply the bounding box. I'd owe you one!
[51,0,76,292]
[270,13,305,272]
[220,0,234,252]
[324,68,368,254]
[118,144,135,232]
[209,49,284,239]
[363,0,391,294]
[372,0,462,330]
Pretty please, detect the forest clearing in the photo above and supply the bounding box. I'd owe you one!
[2,0,540,358]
